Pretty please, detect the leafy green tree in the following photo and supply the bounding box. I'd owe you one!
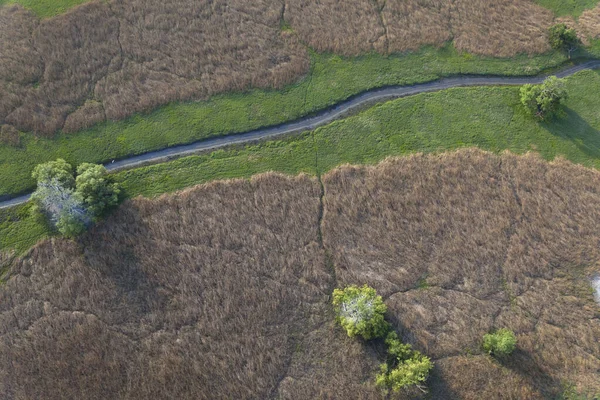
[75,163,121,216]
[520,76,567,120]
[549,23,579,58]
[483,328,517,357]
[332,284,388,340]
[32,158,75,188]
[376,331,433,393]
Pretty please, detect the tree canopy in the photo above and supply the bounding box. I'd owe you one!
[520,76,568,120]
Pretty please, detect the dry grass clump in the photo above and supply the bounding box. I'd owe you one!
[0,173,335,399]
[322,149,600,397]
[283,0,386,55]
[382,0,453,53]
[578,5,600,39]
[451,0,553,57]
[285,0,553,57]
[0,0,309,135]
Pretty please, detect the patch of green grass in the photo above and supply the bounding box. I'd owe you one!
[0,0,89,17]
[117,70,600,198]
[0,46,578,198]
[4,69,600,255]
[534,0,599,17]
[0,203,52,254]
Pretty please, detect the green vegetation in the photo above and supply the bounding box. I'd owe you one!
[30,159,120,238]
[332,284,388,340]
[4,69,600,254]
[376,332,433,393]
[332,285,432,392]
[0,0,89,18]
[520,76,568,120]
[549,23,581,58]
[482,329,517,357]
[534,0,599,16]
[0,47,576,198]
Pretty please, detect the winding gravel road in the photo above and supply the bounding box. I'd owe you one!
[2,60,600,210]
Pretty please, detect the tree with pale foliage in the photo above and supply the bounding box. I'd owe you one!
[332,284,388,340]
[520,76,567,120]
[31,159,121,237]
[31,178,91,237]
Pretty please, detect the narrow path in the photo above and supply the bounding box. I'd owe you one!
[2,60,599,210]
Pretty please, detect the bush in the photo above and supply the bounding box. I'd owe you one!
[483,328,517,357]
[520,76,567,121]
[332,284,388,340]
[76,163,121,216]
[376,331,433,393]
[549,23,579,58]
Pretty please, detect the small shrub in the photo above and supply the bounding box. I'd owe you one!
[549,23,579,58]
[520,76,567,121]
[483,328,517,357]
[0,124,21,147]
[332,284,388,340]
[376,331,433,393]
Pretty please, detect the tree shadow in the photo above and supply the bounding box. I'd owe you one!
[498,349,564,399]
[542,107,600,161]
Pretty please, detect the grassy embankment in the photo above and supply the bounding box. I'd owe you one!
[534,0,598,16]
[0,47,576,198]
[0,0,87,17]
[3,69,600,254]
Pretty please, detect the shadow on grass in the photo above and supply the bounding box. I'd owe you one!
[499,349,565,399]
[543,107,600,160]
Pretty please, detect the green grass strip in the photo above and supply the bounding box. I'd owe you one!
[3,69,600,255]
[534,0,599,17]
[0,47,579,198]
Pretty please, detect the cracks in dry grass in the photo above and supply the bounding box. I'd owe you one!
[372,0,389,54]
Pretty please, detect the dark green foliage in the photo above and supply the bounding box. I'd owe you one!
[549,23,580,57]
[75,163,121,216]
[376,331,433,393]
[332,284,388,340]
[520,76,568,120]
[483,328,517,357]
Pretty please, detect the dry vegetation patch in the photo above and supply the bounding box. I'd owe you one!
[322,149,600,397]
[0,0,556,135]
[2,150,600,398]
[0,173,335,399]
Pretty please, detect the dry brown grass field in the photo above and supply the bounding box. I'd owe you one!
[0,0,555,135]
[1,149,599,398]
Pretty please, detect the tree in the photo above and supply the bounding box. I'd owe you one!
[483,328,517,357]
[376,331,433,393]
[332,284,388,340]
[75,163,121,216]
[32,158,75,188]
[549,23,579,59]
[31,178,91,238]
[520,76,567,120]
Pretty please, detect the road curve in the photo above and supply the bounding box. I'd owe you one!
[2,60,600,210]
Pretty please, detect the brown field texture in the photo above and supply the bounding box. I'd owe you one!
[1,149,599,399]
[0,0,555,135]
